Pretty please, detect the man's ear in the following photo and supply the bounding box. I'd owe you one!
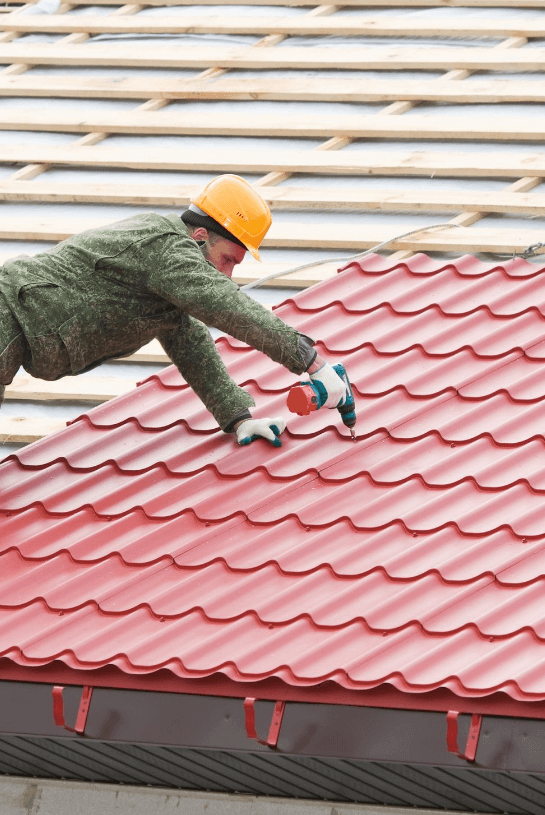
[191,226,209,242]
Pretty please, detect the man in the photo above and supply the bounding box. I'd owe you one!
[0,174,346,445]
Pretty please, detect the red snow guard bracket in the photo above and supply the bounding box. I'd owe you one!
[52,685,93,735]
[446,710,483,762]
[244,697,286,749]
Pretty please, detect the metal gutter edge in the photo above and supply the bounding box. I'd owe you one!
[2,662,545,721]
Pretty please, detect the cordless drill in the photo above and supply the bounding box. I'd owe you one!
[287,363,357,441]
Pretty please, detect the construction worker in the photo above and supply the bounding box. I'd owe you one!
[0,174,346,446]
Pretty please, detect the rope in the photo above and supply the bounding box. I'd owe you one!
[241,222,463,291]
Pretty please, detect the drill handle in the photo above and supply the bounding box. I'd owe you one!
[332,363,356,430]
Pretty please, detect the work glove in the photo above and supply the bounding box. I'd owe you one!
[309,362,347,408]
[235,417,287,447]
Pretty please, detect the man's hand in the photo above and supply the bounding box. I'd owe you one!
[235,416,287,447]
[309,362,347,408]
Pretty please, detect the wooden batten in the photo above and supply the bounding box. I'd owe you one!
[0,219,543,255]
[0,247,338,288]
[0,110,544,141]
[1,14,544,38]
[0,43,543,71]
[1,145,545,179]
[6,0,545,6]
[1,75,545,104]
[0,416,68,444]
[1,180,545,216]
[4,374,136,403]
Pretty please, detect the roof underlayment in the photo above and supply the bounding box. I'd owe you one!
[2,0,545,808]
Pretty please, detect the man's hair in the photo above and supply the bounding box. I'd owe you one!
[181,208,246,249]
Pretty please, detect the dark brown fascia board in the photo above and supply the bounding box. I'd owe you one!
[1,677,545,771]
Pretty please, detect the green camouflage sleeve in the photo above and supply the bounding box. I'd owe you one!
[141,231,308,375]
[157,314,255,431]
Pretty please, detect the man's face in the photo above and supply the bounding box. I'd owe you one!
[191,227,246,277]
[207,235,247,278]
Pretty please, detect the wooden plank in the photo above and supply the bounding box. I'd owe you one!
[0,248,340,289]
[8,0,545,7]
[7,0,545,6]
[0,217,544,254]
[232,262,341,289]
[0,43,543,72]
[3,179,545,216]
[1,144,545,180]
[122,339,169,363]
[0,109,544,141]
[1,14,545,39]
[0,416,66,444]
[0,249,338,289]
[4,373,135,402]
[2,74,545,104]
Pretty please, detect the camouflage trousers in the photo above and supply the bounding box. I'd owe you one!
[0,295,26,405]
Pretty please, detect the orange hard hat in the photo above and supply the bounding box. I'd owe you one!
[192,174,272,262]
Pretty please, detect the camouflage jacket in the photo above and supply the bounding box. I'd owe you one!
[0,212,312,430]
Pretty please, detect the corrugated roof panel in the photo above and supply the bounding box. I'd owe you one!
[287,254,545,317]
[273,304,545,357]
[4,254,545,709]
[149,344,539,399]
[3,505,544,583]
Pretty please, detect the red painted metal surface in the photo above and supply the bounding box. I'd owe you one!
[3,253,545,711]
[52,685,93,735]
[244,698,286,748]
[446,711,483,762]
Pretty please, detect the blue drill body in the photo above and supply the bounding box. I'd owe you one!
[287,363,357,440]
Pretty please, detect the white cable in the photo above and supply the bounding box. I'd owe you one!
[241,222,463,291]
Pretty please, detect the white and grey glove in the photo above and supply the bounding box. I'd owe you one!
[309,363,347,408]
[235,416,287,447]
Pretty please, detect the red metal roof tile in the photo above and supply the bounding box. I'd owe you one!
[276,304,545,357]
[0,506,242,564]
[287,253,545,317]
[151,345,530,400]
[0,459,315,518]
[389,392,545,445]
[3,253,545,713]
[0,550,166,611]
